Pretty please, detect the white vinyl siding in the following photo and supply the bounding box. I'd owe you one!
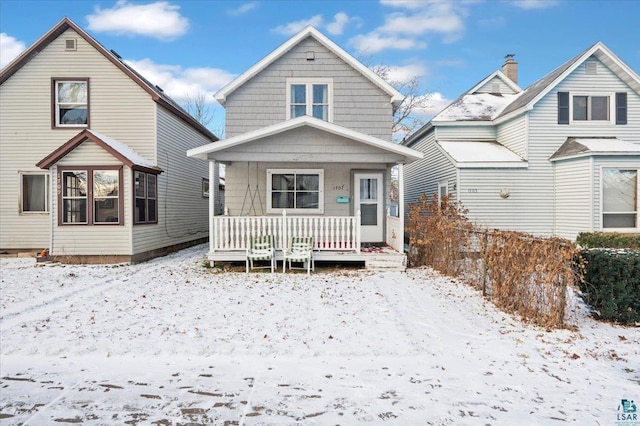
[224,36,393,141]
[554,158,593,240]
[404,131,457,215]
[474,75,519,95]
[131,106,211,255]
[0,28,155,251]
[497,115,527,159]
[434,125,496,140]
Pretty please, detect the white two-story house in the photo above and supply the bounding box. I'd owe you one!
[0,18,218,262]
[404,42,640,240]
[188,26,423,266]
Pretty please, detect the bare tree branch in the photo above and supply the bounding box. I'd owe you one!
[183,92,215,127]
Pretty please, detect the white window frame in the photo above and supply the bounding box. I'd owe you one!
[600,166,639,231]
[285,78,333,122]
[54,79,88,128]
[19,171,49,214]
[569,92,614,125]
[267,169,324,214]
[438,180,448,208]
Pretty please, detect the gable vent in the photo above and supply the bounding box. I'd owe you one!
[585,62,597,75]
[65,39,77,51]
[491,83,501,94]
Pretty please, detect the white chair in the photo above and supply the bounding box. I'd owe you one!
[282,236,314,274]
[246,235,275,273]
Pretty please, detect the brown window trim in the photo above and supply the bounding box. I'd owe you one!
[57,165,123,226]
[133,169,160,225]
[51,77,90,129]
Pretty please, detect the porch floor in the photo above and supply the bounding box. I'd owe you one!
[208,245,406,271]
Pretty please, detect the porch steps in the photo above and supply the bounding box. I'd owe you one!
[364,253,406,271]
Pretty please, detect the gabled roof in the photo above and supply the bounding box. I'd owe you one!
[550,137,640,161]
[437,140,527,168]
[187,116,423,163]
[37,129,162,173]
[0,17,218,142]
[214,26,404,107]
[497,41,640,120]
[467,70,522,95]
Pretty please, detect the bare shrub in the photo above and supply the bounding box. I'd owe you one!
[406,194,582,328]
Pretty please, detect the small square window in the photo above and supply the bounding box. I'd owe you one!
[267,169,324,214]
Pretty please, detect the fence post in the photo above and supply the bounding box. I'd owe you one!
[282,210,287,251]
[482,230,489,297]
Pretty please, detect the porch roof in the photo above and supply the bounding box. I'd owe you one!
[187,116,424,164]
[550,137,640,161]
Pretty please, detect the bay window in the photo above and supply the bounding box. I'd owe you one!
[59,166,122,225]
[602,169,638,229]
[267,169,323,214]
[135,171,158,224]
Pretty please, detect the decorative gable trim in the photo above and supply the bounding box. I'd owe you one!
[214,26,404,107]
[0,18,218,143]
[37,129,162,174]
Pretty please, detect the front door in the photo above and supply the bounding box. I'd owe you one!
[354,172,383,242]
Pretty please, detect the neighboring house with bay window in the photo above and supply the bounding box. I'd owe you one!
[187,26,423,266]
[404,42,640,240]
[0,18,218,262]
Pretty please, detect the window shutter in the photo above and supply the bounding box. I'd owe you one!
[616,92,627,125]
[557,92,569,124]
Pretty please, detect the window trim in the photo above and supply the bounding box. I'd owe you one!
[51,77,90,129]
[202,178,210,198]
[438,180,448,208]
[569,92,614,125]
[285,78,333,122]
[19,171,49,214]
[267,168,324,214]
[57,166,123,226]
[134,170,159,225]
[600,166,639,231]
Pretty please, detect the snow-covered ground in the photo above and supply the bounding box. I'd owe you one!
[0,244,638,425]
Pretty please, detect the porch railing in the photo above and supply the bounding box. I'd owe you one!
[212,210,361,252]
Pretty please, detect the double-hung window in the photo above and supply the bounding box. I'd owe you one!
[20,172,49,213]
[53,78,89,128]
[267,169,323,214]
[135,171,158,224]
[286,78,332,121]
[602,168,638,229]
[558,91,627,125]
[59,166,122,225]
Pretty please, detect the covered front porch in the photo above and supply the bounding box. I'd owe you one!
[186,116,423,270]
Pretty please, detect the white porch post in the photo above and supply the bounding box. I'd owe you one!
[398,163,405,252]
[209,160,216,253]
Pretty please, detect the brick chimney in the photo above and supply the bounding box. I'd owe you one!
[502,54,518,84]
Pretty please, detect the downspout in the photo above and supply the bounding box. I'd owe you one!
[49,167,54,256]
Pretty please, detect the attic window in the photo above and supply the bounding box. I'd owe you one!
[65,39,77,51]
[585,62,597,75]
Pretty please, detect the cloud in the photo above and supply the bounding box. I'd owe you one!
[350,33,426,55]
[379,2,466,41]
[349,1,470,54]
[0,33,26,69]
[326,12,351,35]
[415,92,454,118]
[511,0,560,9]
[86,0,189,40]
[124,58,236,103]
[227,1,258,16]
[271,15,323,35]
[386,63,428,84]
